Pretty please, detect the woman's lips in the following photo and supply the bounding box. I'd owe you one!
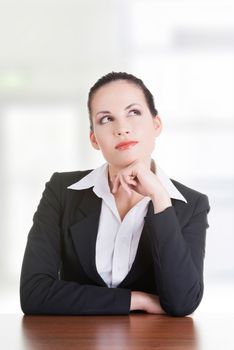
[115,141,139,150]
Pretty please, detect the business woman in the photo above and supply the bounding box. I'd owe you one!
[20,72,210,316]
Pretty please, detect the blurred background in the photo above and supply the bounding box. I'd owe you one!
[0,0,233,313]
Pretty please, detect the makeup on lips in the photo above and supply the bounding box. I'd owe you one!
[115,141,139,150]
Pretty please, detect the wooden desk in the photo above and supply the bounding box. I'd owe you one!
[0,313,233,350]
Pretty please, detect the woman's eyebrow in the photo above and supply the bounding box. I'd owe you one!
[95,103,142,117]
[95,110,110,117]
[125,103,142,110]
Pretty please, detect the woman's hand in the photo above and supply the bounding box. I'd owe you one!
[111,160,172,213]
[130,291,166,314]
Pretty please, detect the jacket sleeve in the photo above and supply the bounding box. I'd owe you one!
[144,194,210,316]
[20,173,131,315]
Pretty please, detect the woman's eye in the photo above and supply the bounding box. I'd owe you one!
[128,109,141,116]
[100,116,113,124]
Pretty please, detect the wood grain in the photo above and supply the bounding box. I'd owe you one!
[21,314,197,350]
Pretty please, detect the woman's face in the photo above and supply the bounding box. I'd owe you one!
[89,80,162,172]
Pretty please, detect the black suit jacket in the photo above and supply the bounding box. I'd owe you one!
[20,170,210,316]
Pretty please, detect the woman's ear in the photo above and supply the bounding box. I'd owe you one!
[90,131,100,150]
[153,115,162,137]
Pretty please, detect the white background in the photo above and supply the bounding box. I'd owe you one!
[0,0,233,315]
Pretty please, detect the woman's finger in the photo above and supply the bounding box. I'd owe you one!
[119,174,132,196]
[123,173,137,185]
[112,175,120,194]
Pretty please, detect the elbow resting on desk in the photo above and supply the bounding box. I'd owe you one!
[159,283,204,317]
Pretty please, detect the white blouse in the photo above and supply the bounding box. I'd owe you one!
[68,162,186,288]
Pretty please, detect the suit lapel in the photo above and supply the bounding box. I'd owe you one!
[69,189,107,286]
[118,201,155,287]
[69,192,181,289]
[119,198,186,287]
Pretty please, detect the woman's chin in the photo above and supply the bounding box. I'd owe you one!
[108,156,147,170]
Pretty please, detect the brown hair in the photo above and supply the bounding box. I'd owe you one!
[87,72,158,131]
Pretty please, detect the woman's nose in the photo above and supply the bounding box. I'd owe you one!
[115,121,131,136]
[117,130,130,136]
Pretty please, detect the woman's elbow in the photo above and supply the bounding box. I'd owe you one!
[20,293,37,315]
[161,296,202,317]
[165,305,197,317]
[20,284,46,315]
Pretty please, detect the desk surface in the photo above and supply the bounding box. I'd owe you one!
[0,313,233,350]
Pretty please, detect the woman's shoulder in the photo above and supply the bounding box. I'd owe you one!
[47,169,93,188]
[171,178,210,213]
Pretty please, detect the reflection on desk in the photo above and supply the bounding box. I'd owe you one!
[21,314,196,350]
[1,313,234,350]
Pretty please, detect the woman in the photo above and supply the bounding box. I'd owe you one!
[20,72,210,316]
